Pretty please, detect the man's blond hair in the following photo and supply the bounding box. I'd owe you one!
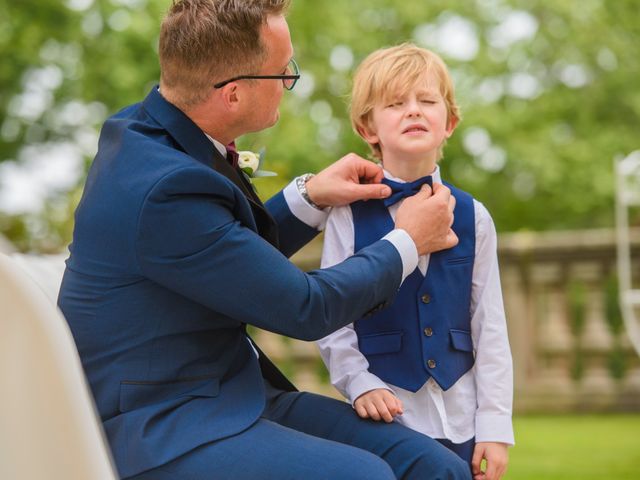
[350,43,460,160]
[159,0,290,109]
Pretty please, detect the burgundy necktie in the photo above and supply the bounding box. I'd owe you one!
[226,141,239,168]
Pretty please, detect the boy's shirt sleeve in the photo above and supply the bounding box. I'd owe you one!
[470,200,515,445]
[317,205,396,403]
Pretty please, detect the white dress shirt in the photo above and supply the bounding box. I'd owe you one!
[317,167,515,445]
[205,135,421,360]
[206,132,420,277]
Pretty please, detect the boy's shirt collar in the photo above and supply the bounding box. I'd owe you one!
[382,165,442,184]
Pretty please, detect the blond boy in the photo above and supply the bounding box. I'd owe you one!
[318,43,514,480]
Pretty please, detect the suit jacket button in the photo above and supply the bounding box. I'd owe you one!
[424,327,433,337]
[427,359,436,369]
[421,294,431,304]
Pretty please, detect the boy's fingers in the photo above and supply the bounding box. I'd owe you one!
[471,447,484,475]
[354,402,369,419]
[372,397,393,422]
[365,403,381,421]
[382,395,399,417]
[484,463,498,480]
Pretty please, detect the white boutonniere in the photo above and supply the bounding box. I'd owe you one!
[237,147,277,180]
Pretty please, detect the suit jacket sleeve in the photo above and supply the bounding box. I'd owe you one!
[265,190,320,258]
[134,166,402,341]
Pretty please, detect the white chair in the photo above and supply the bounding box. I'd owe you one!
[0,253,118,480]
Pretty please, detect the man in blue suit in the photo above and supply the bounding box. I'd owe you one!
[58,1,470,479]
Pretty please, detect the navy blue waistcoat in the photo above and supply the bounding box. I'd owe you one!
[352,182,476,392]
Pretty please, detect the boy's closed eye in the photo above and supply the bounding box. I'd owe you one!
[385,100,403,108]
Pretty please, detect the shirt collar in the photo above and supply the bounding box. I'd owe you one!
[204,133,228,157]
[382,164,442,184]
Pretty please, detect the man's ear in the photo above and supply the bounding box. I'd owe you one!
[220,83,241,111]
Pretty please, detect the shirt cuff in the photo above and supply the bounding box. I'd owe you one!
[382,229,419,283]
[475,414,515,445]
[283,179,330,230]
[346,371,395,405]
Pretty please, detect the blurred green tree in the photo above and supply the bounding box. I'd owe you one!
[1,0,639,251]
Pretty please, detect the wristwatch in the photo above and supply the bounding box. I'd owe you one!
[296,173,320,209]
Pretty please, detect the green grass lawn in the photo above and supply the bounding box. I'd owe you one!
[506,414,640,479]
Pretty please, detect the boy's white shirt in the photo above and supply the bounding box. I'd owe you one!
[317,166,515,445]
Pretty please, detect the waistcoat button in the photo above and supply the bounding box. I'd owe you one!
[421,294,431,304]
[424,327,433,337]
[427,359,436,369]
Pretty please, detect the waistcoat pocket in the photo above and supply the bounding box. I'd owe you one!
[358,331,403,355]
[449,329,474,352]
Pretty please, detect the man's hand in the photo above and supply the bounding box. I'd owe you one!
[394,182,458,255]
[305,154,391,208]
[353,389,403,423]
[471,442,509,480]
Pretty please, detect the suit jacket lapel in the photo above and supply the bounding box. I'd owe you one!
[142,87,279,248]
[211,149,280,248]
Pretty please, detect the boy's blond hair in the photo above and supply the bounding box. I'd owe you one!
[350,43,460,161]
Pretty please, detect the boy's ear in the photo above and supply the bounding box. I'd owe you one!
[357,122,379,145]
[445,115,459,138]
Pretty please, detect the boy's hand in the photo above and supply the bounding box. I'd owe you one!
[471,442,509,480]
[353,389,403,423]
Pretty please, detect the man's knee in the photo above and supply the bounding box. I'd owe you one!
[413,447,471,480]
[329,449,395,480]
[391,435,471,480]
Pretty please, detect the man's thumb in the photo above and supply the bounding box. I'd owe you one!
[357,183,391,200]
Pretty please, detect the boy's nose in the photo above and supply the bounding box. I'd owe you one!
[405,100,422,116]
[406,106,422,117]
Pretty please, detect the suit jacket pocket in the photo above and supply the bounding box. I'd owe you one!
[119,376,220,413]
[449,329,474,352]
[358,331,403,356]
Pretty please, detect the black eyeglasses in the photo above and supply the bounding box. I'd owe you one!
[213,58,300,91]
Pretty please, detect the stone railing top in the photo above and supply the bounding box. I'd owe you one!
[498,228,640,260]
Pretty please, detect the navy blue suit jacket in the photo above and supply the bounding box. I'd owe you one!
[58,87,403,478]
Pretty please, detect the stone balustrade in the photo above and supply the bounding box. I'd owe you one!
[251,228,640,412]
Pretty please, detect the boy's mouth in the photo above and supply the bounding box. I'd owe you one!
[402,124,428,134]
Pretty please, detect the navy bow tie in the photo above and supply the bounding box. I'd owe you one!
[381,175,433,207]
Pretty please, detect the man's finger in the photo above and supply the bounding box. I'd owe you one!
[353,157,384,183]
[418,183,433,196]
[446,230,459,248]
[351,183,392,200]
[448,193,456,213]
[431,182,451,199]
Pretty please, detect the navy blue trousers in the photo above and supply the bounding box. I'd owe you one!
[128,382,471,480]
[437,437,475,474]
